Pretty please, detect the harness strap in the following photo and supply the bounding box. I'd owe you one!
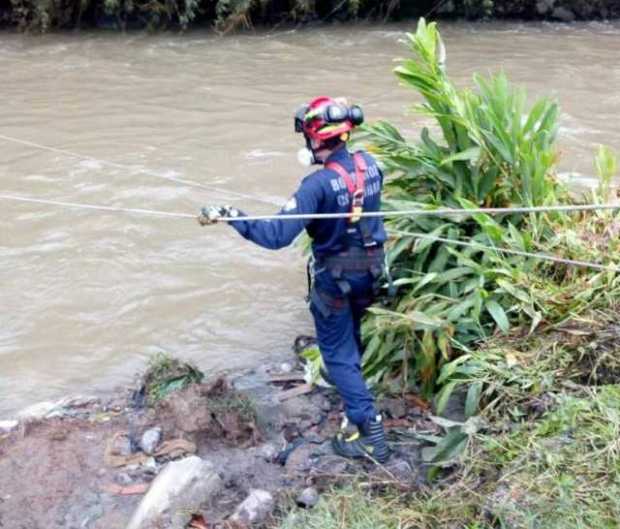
[353,151,367,177]
[325,152,376,248]
[325,160,361,197]
[352,153,377,248]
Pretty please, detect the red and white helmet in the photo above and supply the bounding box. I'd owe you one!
[295,96,364,142]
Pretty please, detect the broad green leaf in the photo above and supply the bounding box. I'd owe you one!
[496,279,531,304]
[411,272,439,293]
[437,354,472,385]
[392,277,421,287]
[507,223,526,250]
[428,246,451,273]
[426,429,469,464]
[486,299,510,333]
[465,381,483,418]
[523,98,549,136]
[388,235,414,264]
[440,147,481,166]
[440,266,474,282]
[435,380,458,415]
[446,297,476,321]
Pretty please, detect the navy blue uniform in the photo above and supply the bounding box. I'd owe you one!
[229,147,386,426]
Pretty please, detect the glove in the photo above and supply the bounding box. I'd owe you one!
[197,205,240,226]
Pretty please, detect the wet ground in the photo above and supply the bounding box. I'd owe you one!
[0,353,438,529]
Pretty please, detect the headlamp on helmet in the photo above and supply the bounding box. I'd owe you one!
[294,97,365,139]
[323,104,364,126]
[294,97,365,166]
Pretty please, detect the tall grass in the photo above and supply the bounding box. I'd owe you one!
[276,386,620,529]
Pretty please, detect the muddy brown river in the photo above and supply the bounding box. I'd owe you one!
[1,21,619,416]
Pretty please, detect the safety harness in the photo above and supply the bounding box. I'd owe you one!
[325,152,376,248]
[322,152,383,294]
[307,152,388,312]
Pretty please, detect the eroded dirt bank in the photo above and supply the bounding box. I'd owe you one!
[0,348,438,529]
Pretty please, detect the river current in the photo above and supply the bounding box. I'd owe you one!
[1,21,619,416]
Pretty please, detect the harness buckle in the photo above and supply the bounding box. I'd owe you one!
[350,189,364,223]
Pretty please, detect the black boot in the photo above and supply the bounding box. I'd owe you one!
[332,415,390,463]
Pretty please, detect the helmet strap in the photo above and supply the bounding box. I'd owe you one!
[303,134,346,165]
[303,135,320,165]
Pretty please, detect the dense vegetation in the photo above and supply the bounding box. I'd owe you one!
[358,18,620,402]
[0,0,618,32]
[284,19,620,529]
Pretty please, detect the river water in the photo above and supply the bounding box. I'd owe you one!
[1,21,619,416]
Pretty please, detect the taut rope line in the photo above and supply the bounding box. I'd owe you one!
[0,133,279,206]
[4,192,620,222]
[0,194,196,219]
[3,131,620,273]
[388,228,620,274]
[3,131,620,218]
[2,193,619,274]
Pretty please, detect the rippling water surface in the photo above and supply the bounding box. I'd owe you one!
[1,21,619,416]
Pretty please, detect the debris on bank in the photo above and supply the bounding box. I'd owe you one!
[0,344,440,529]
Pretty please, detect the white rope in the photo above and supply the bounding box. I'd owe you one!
[0,133,279,206]
[3,193,618,274]
[214,203,620,222]
[7,132,620,220]
[5,192,620,224]
[0,194,196,219]
[3,132,620,219]
[388,228,620,274]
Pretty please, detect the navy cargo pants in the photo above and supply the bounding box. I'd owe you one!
[309,267,378,427]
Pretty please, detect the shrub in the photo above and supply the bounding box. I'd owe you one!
[359,19,619,397]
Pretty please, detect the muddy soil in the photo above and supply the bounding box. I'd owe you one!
[0,359,434,529]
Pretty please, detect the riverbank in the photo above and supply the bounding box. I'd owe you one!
[2,14,619,529]
[3,310,620,529]
[1,0,619,32]
[0,347,433,528]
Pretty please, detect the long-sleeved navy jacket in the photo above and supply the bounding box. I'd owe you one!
[229,147,387,258]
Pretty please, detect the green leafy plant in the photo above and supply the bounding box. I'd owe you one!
[594,145,618,204]
[443,146,619,419]
[359,19,619,400]
[359,19,563,396]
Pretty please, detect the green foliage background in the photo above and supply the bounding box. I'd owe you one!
[1,0,618,32]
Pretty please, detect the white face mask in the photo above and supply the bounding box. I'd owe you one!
[297,147,315,167]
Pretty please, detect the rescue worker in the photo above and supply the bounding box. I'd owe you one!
[200,96,389,463]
